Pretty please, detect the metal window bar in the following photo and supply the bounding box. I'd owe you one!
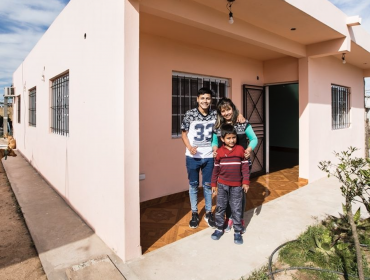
[29,88,36,126]
[331,85,350,130]
[51,73,69,136]
[172,74,228,137]
[17,96,21,124]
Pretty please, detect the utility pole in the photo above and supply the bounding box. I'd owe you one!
[3,94,7,137]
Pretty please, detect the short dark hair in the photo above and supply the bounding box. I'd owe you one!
[197,87,213,97]
[220,123,237,138]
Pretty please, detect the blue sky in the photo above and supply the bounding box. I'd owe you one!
[0,0,369,100]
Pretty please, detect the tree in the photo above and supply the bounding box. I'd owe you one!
[318,147,370,280]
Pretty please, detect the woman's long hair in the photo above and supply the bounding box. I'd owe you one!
[214,98,239,129]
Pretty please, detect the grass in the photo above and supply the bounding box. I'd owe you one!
[243,214,370,280]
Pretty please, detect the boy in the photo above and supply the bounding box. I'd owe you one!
[181,87,217,228]
[210,123,250,244]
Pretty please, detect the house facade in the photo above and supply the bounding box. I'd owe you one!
[11,0,370,261]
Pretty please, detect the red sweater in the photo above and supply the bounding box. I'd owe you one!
[211,145,250,187]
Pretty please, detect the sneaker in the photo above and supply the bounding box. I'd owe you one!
[204,212,216,228]
[224,218,233,233]
[234,232,243,245]
[211,230,224,240]
[189,212,199,228]
[241,219,246,234]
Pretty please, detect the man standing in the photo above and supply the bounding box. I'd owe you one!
[181,87,216,228]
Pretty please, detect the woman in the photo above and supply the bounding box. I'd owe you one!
[212,97,258,233]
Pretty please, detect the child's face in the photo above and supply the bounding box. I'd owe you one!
[220,105,233,122]
[221,133,237,148]
[197,94,212,111]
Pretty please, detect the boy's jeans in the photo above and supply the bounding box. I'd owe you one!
[215,183,243,233]
[186,156,214,213]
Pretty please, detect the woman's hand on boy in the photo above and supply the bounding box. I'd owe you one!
[244,147,252,159]
[237,114,246,123]
[212,187,217,195]
[212,147,218,158]
[242,184,249,193]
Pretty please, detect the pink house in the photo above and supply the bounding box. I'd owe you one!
[11,0,370,261]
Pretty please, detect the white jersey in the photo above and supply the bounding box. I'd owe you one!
[181,108,216,158]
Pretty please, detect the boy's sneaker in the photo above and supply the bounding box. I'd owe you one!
[234,232,243,245]
[224,218,233,233]
[189,212,199,228]
[241,219,246,234]
[211,230,224,240]
[204,212,216,228]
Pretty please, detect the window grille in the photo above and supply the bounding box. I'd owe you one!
[51,73,69,136]
[172,72,228,137]
[17,96,21,124]
[29,87,36,127]
[331,84,350,130]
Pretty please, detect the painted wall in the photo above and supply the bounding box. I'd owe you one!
[139,32,264,202]
[12,0,141,261]
[300,56,365,181]
[264,57,298,84]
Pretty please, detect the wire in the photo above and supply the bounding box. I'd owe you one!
[267,239,370,280]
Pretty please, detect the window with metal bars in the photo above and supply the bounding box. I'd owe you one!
[331,84,350,130]
[51,72,69,136]
[172,72,228,137]
[17,96,21,124]
[29,87,36,127]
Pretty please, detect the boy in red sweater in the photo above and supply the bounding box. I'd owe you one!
[211,124,250,244]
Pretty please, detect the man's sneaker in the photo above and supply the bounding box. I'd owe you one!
[211,230,224,240]
[241,219,246,234]
[189,212,199,228]
[224,218,233,233]
[204,212,216,228]
[234,232,243,245]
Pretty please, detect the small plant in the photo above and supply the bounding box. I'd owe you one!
[319,147,370,280]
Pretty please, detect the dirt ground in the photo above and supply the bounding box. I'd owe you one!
[0,161,47,280]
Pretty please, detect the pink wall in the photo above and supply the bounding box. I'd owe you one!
[12,0,141,261]
[139,33,263,202]
[264,57,298,84]
[300,56,365,181]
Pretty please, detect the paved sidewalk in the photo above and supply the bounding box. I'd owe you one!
[2,147,352,280]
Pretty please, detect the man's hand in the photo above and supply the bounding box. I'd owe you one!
[212,187,218,195]
[242,184,249,193]
[188,146,198,155]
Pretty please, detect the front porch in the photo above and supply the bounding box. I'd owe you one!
[140,164,308,254]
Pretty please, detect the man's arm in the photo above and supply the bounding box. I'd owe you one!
[181,130,197,155]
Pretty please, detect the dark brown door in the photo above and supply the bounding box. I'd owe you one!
[242,85,265,176]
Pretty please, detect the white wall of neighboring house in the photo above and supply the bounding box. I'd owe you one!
[12,0,141,261]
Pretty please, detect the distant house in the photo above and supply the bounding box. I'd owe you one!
[12,0,370,261]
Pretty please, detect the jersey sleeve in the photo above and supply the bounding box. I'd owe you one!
[180,112,190,131]
[245,124,258,150]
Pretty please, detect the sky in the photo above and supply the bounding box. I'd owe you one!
[0,0,369,100]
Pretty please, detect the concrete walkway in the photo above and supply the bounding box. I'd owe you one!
[2,147,351,280]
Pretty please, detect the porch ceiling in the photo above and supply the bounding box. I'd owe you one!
[140,13,286,61]
[140,0,370,70]
[192,0,344,45]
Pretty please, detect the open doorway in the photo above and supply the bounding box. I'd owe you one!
[268,84,299,172]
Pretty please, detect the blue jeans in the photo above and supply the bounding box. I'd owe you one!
[186,156,214,213]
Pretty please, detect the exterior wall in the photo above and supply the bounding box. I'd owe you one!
[264,57,299,84]
[139,33,264,202]
[12,0,141,261]
[301,56,365,181]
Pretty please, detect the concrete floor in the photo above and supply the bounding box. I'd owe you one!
[2,146,353,280]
